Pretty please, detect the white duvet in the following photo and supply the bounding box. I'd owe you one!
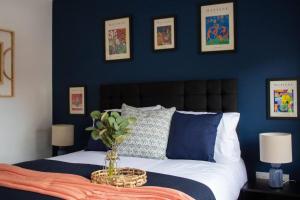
[49,151,247,200]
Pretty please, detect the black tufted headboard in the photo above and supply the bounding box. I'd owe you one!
[100,79,237,112]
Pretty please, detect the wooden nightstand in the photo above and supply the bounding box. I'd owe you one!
[240,179,300,200]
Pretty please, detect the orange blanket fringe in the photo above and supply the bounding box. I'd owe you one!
[0,164,195,200]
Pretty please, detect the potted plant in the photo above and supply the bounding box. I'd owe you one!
[86,111,136,176]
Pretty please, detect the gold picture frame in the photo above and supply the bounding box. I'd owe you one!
[0,28,15,97]
[0,42,3,84]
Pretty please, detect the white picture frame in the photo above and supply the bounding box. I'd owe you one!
[153,16,176,51]
[200,1,236,53]
[267,79,299,119]
[69,86,86,115]
[104,17,131,61]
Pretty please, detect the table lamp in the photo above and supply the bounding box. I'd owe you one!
[52,124,74,155]
[259,132,292,188]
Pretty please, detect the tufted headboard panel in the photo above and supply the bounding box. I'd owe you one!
[100,79,237,112]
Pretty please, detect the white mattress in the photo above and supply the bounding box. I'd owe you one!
[49,151,247,200]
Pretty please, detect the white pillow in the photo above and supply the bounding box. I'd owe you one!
[118,104,175,159]
[177,111,241,163]
[214,113,241,163]
[105,104,162,113]
[104,108,122,112]
[122,104,162,111]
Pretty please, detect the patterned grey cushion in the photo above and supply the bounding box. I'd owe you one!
[118,104,175,159]
[105,104,161,113]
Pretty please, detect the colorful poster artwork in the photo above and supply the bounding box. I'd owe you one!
[108,28,127,55]
[273,89,294,113]
[71,93,83,111]
[157,25,172,46]
[206,15,229,45]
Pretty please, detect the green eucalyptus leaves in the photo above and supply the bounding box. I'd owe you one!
[85,111,136,149]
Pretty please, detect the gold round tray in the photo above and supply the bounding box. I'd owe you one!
[91,168,147,188]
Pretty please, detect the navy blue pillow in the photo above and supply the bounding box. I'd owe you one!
[166,112,223,162]
[85,137,107,151]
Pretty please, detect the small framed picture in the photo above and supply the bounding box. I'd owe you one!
[267,78,299,119]
[69,86,86,115]
[153,16,176,51]
[200,1,236,53]
[104,16,132,61]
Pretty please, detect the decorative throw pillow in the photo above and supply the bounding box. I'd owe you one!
[86,104,162,152]
[177,111,241,163]
[104,108,122,113]
[118,104,176,159]
[213,112,241,163]
[121,104,162,111]
[104,105,162,113]
[166,112,223,162]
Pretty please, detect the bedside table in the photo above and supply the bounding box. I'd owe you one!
[52,146,71,156]
[240,179,300,200]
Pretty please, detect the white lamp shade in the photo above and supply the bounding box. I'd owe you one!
[259,132,292,164]
[52,124,74,146]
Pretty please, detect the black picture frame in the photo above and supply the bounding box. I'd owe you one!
[199,0,237,54]
[69,86,86,115]
[266,78,300,120]
[152,16,177,51]
[103,16,133,62]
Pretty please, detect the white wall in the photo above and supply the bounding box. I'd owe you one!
[0,0,52,163]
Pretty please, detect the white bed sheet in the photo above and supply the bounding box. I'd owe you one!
[49,151,247,200]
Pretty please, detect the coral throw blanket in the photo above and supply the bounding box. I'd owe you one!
[0,164,194,200]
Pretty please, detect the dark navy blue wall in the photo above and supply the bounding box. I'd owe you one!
[53,0,300,180]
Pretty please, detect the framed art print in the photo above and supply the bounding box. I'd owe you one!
[200,1,236,53]
[0,42,3,84]
[104,16,132,61]
[69,86,86,115]
[0,29,15,97]
[153,16,176,51]
[267,78,299,119]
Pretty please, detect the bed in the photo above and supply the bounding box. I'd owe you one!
[0,79,247,200]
